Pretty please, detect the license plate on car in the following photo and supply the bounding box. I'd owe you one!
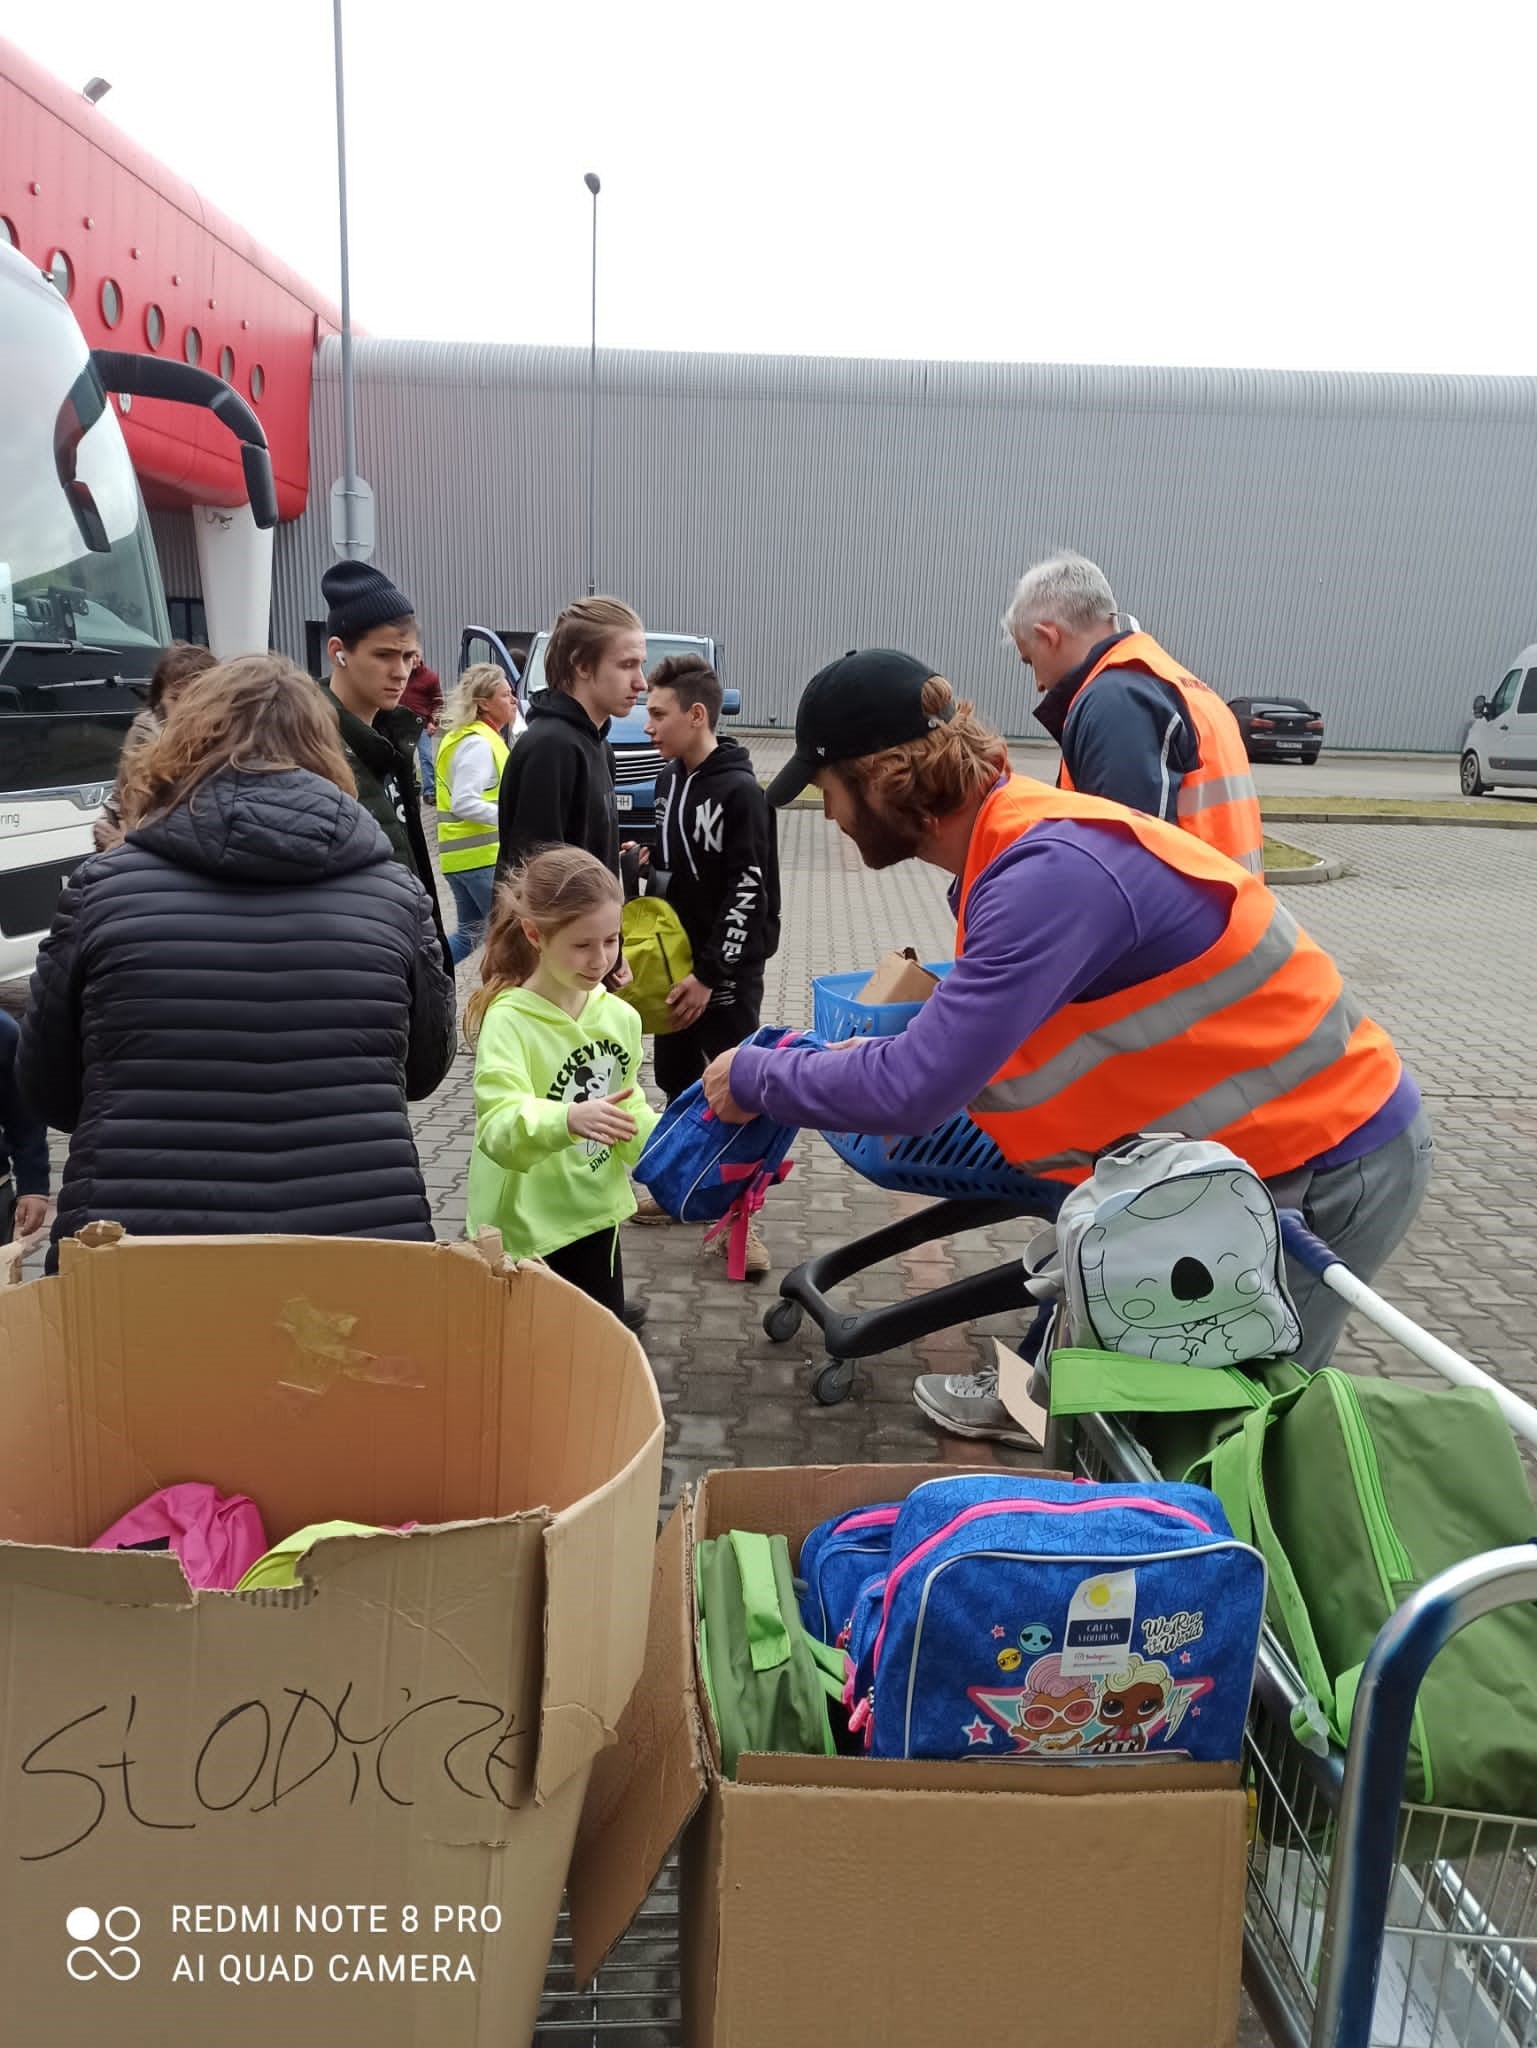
[1275,738,1302,748]
[616,793,633,811]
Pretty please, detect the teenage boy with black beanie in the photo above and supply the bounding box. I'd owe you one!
[320,561,451,970]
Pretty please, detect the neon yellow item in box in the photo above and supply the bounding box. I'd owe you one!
[235,1520,393,1591]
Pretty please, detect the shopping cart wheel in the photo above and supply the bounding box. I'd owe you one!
[762,1298,804,1344]
[812,1359,855,1406]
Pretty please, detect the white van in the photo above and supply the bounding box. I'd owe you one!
[1461,647,1537,795]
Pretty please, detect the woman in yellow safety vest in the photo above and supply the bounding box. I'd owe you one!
[435,662,521,964]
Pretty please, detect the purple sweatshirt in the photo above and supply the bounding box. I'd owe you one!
[730,817,1417,1178]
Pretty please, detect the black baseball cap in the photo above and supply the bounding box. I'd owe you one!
[765,648,952,807]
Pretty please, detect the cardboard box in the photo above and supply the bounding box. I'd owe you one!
[0,1226,663,2048]
[571,1463,1247,2048]
[857,948,942,1007]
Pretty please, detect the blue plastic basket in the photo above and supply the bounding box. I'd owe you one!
[810,967,1060,1206]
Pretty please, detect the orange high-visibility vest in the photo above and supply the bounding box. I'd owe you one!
[1057,633,1265,874]
[957,777,1400,1184]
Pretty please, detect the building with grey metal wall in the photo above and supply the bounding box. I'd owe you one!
[265,337,1537,751]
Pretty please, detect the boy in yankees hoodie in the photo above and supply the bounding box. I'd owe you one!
[635,655,782,1266]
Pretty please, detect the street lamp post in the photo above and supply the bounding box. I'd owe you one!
[584,171,600,597]
[331,0,367,560]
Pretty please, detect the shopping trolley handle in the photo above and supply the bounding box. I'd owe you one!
[1315,1546,1537,2046]
[1278,1208,1341,1279]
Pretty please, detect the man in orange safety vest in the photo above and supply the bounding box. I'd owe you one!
[1005,553,1265,875]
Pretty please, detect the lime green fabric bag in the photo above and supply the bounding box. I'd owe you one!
[619,896,694,1036]
[1200,1371,1537,1815]
[1047,1346,1308,1485]
[695,1530,847,1780]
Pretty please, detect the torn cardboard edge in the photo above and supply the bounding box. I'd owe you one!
[15,1228,666,1814]
[567,1501,709,1980]
[994,1337,1049,1449]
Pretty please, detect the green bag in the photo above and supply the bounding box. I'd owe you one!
[1201,1370,1537,1816]
[619,896,694,1035]
[695,1530,847,1780]
[1048,1346,1309,1485]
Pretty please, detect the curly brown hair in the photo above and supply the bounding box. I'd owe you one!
[146,639,219,710]
[119,654,357,829]
[837,676,1009,819]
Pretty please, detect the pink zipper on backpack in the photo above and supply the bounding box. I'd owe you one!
[869,1495,1213,1678]
[830,1507,900,1536]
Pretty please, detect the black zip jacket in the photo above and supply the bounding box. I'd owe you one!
[496,691,620,880]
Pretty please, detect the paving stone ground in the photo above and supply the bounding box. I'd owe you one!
[415,794,1537,2048]
[419,803,1537,1474]
[18,775,1528,2046]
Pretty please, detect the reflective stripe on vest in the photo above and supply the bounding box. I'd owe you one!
[957,777,1400,1183]
[435,721,511,872]
[1057,634,1265,873]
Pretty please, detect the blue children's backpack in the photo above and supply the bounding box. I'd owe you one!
[843,1473,1266,1766]
[797,1502,902,1646]
[636,1028,818,1273]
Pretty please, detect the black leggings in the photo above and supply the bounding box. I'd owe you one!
[543,1228,626,1319]
[652,989,762,1105]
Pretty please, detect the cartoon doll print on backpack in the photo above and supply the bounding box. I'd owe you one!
[841,1474,1267,1765]
[1028,1133,1303,1366]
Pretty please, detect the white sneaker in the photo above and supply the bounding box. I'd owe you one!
[704,1224,771,1279]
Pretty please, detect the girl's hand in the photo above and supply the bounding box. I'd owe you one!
[603,957,634,992]
[568,1088,639,1145]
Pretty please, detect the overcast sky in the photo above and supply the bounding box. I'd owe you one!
[12,2,1536,376]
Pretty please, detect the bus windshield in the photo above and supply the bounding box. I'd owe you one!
[0,248,168,657]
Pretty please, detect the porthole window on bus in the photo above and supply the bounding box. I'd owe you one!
[100,277,122,327]
[219,344,235,382]
[0,217,16,247]
[250,362,265,401]
[48,249,73,298]
[145,302,164,349]
[184,326,201,366]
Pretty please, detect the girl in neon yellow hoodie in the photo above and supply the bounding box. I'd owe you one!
[466,848,658,1324]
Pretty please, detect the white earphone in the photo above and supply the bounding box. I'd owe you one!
[337,654,348,666]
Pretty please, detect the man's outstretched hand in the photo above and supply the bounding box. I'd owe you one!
[702,1049,752,1124]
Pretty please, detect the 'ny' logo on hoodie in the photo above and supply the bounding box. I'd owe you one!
[692,798,725,854]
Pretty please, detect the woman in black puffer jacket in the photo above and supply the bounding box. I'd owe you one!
[18,655,456,1268]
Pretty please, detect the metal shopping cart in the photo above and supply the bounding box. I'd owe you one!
[761,965,1060,1405]
[1053,1214,1537,2048]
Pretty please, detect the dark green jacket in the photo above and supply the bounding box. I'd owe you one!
[322,686,452,972]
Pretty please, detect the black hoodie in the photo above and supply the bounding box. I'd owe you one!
[18,767,455,1261]
[653,738,780,1001]
[496,691,620,880]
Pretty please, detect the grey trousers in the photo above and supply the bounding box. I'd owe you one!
[1266,1104,1435,1372]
